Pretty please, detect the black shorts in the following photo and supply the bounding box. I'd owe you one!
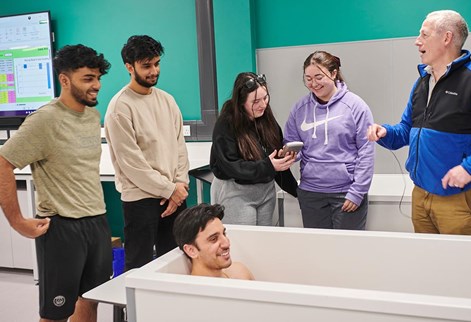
[35,214,112,320]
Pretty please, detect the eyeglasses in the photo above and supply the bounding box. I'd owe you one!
[244,74,266,90]
[303,74,326,85]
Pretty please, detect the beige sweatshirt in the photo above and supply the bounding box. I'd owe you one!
[105,86,189,201]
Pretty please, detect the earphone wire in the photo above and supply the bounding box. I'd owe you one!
[377,137,411,219]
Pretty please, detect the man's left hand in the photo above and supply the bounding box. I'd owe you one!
[442,165,471,189]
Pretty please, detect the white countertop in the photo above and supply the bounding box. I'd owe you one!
[368,174,413,202]
[11,140,414,203]
[83,269,136,306]
[13,141,212,176]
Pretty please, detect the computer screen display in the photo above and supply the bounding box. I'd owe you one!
[0,11,55,120]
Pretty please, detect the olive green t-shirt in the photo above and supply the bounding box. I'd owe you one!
[0,99,105,218]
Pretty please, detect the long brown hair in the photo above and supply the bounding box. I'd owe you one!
[219,72,281,160]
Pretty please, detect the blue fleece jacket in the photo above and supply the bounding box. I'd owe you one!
[379,50,471,196]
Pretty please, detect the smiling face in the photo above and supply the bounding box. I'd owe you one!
[304,63,338,103]
[415,19,447,67]
[60,67,102,111]
[184,218,232,275]
[127,56,161,94]
[243,85,270,120]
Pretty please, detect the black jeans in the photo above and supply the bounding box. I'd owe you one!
[298,189,368,230]
[122,198,187,270]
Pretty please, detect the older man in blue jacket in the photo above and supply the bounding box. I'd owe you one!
[368,10,471,235]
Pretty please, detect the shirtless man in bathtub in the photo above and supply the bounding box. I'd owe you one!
[173,203,254,280]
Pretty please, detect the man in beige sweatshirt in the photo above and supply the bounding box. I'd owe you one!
[105,35,189,270]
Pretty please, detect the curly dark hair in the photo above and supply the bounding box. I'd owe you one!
[121,35,164,65]
[173,203,225,258]
[53,44,111,75]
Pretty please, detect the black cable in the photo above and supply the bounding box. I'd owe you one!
[378,137,411,219]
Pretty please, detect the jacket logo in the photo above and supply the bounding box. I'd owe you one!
[445,90,458,96]
[300,115,342,131]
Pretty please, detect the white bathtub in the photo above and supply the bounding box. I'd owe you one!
[125,225,471,322]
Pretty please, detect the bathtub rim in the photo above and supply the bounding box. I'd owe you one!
[126,226,471,322]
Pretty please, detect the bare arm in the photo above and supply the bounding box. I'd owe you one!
[0,156,49,238]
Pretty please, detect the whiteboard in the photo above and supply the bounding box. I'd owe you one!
[257,37,471,174]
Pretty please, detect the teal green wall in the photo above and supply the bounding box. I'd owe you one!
[0,1,255,122]
[1,0,252,239]
[254,0,471,49]
[0,1,202,120]
[214,0,256,102]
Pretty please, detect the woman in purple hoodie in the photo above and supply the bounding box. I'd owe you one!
[284,51,375,230]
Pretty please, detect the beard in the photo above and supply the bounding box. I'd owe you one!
[135,70,159,88]
[70,83,98,107]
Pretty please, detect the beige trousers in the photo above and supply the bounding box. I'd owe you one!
[412,185,471,234]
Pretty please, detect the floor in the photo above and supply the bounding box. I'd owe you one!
[0,268,113,321]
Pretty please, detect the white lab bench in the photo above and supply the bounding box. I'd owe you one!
[1,142,212,278]
[277,174,414,232]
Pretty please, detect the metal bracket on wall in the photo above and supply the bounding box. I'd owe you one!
[186,0,218,142]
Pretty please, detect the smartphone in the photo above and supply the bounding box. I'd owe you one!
[282,141,304,155]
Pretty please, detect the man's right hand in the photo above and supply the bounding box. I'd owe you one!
[367,124,387,142]
[170,182,189,206]
[160,199,178,217]
[12,217,50,238]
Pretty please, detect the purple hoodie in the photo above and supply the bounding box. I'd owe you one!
[284,81,374,205]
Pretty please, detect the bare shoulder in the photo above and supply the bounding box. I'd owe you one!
[225,261,255,280]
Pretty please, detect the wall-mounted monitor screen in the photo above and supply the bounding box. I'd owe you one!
[0,11,54,124]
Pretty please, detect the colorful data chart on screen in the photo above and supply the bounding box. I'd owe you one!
[0,47,54,108]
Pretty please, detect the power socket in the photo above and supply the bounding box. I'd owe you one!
[183,125,191,137]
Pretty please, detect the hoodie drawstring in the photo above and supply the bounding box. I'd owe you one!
[312,105,317,139]
[311,104,329,145]
[324,106,329,145]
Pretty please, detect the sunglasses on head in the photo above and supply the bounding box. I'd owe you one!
[244,74,266,90]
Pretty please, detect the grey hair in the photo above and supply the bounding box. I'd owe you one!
[426,10,469,50]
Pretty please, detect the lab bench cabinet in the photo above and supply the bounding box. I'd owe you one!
[0,180,34,270]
